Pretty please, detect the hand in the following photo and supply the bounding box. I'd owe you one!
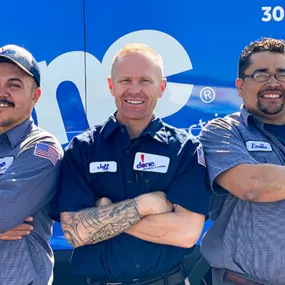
[96,197,112,207]
[136,191,173,217]
[0,217,34,240]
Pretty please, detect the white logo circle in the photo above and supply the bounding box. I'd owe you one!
[200,87,216,103]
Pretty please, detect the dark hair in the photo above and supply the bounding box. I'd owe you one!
[238,37,285,78]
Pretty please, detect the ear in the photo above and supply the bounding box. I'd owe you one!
[107,77,115,96]
[158,78,167,98]
[32,88,41,106]
[235,78,244,97]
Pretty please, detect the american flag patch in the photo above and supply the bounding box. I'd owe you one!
[197,146,206,167]
[34,143,60,166]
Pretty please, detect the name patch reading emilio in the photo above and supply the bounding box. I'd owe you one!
[246,141,272,151]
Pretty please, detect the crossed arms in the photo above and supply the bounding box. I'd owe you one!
[0,141,62,240]
[60,192,205,248]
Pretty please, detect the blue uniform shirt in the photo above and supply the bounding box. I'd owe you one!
[58,115,209,281]
[199,106,285,284]
[0,117,63,285]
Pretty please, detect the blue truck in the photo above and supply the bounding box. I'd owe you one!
[1,0,284,284]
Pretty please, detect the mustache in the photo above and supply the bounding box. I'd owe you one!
[258,87,285,95]
[122,91,147,100]
[0,99,14,107]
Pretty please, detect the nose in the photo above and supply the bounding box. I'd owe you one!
[0,84,9,97]
[128,82,141,94]
[266,75,281,87]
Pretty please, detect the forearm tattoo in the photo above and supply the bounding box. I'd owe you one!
[61,199,141,247]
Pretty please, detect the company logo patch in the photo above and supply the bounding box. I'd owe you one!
[246,141,272,152]
[0,48,16,55]
[133,152,170,173]
[0,156,14,174]
[90,161,117,173]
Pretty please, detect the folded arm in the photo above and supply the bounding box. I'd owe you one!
[126,204,205,248]
[216,163,285,202]
[60,191,173,248]
[199,118,285,203]
[0,142,62,233]
[60,199,141,248]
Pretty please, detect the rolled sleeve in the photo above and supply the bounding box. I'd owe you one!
[167,140,210,216]
[199,118,257,193]
[0,142,62,233]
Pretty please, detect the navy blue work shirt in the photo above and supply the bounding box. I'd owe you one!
[57,114,210,281]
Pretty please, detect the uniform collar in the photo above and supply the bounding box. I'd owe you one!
[4,117,34,148]
[141,115,169,144]
[101,114,120,140]
[240,105,264,129]
[102,113,169,144]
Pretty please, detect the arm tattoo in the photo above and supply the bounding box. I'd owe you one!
[61,199,141,247]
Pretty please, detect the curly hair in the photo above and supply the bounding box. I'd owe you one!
[238,37,285,78]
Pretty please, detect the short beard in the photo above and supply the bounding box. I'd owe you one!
[257,100,285,115]
[0,118,16,128]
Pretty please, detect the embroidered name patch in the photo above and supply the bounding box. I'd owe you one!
[133,152,170,173]
[246,141,272,152]
[89,161,117,173]
[0,156,14,174]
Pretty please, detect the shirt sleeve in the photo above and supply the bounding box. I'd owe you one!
[167,138,210,216]
[199,117,257,194]
[0,140,62,233]
[56,135,96,215]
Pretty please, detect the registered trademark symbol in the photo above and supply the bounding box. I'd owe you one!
[200,87,216,103]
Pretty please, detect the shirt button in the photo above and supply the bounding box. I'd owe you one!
[136,264,140,268]
[144,179,149,183]
[126,150,131,155]
[121,128,125,132]
[128,180,132,184]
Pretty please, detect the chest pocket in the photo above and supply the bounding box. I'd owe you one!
[248,151,271,163]
[137,171,172,194]
[89,161,122,199]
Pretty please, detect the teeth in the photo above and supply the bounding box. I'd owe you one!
[0,103,9,107]
[262,94,281,98]
[126,100,143,105]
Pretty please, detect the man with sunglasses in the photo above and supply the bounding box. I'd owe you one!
[199,37,285,285]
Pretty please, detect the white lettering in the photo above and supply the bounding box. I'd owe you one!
[261,6,272,22]
[36,52,91,145]
[188,114,219,137]
[35,30,194,145]
[261,6,285,22]
[272,6,284,21]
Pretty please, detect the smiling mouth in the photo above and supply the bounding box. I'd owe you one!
[125,100,145,105]
[0,103,11,107]
[0,100,14,108]
[260,93,283,99]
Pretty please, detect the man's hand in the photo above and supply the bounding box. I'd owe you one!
[136,191,173,217]
[0,217,34,240]
[96,197,112,207]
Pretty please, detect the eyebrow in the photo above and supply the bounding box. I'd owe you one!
[119,75,153,80]
[253,68,285,73]
[8,78,24,84]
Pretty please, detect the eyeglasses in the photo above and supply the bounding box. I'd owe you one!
[242,72,285,83]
